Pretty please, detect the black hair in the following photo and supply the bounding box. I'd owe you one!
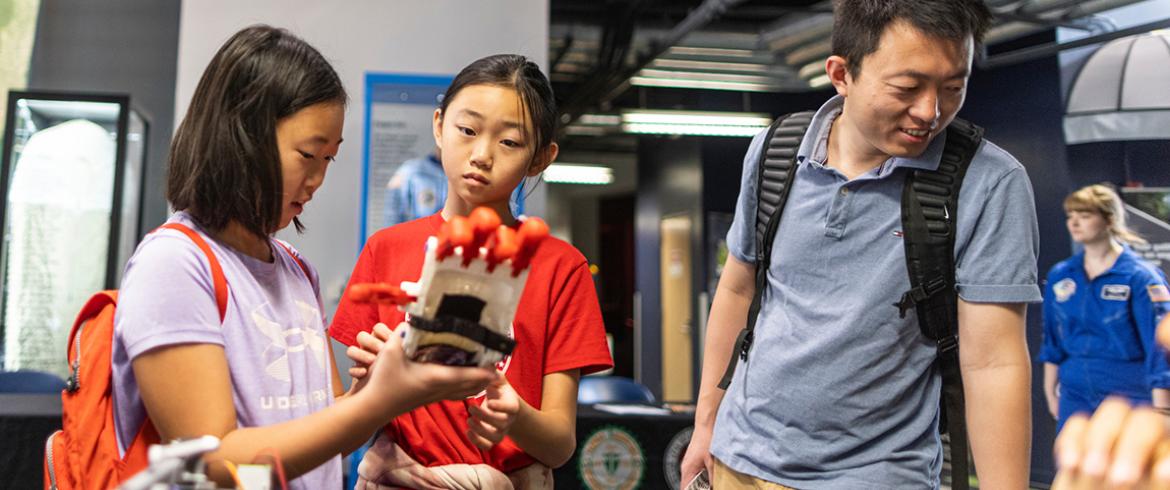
[166,24,346,237]
[438,54,557,169]
[831,0,993,77]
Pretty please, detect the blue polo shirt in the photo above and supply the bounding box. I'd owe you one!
[712,96,1042,489]
[1038,248,1170,409]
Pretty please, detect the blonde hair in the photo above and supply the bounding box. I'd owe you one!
[1063,184,1146,245]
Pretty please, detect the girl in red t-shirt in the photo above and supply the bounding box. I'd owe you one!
[331,54,613,489]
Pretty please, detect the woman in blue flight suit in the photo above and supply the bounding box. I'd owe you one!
[1040,184,1170,431]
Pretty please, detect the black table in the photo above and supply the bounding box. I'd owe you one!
[556,404,695,490]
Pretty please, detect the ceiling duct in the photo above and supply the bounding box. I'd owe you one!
[558,0,752,126]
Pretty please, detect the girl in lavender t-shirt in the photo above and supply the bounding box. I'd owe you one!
[109,25,498,488]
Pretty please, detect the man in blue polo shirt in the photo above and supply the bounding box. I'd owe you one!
[681,0,1041,488]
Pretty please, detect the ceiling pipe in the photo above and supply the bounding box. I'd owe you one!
[559,0,752,127]
[550,33,576,72]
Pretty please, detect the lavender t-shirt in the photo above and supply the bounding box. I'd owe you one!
[111,212,341,488]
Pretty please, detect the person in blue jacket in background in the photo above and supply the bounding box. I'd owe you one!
[1040,184,1170,432]
[383,148,526,228]
[384,150,447,227]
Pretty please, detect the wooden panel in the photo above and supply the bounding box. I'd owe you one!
[660,215,693,402]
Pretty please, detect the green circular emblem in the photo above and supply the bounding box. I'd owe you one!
[578,425,644,490]
[663,426,693,489]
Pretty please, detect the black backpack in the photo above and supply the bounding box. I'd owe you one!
[717,111,984,490]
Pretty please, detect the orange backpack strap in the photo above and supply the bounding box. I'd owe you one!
[274,240,312,280]
[157,223,229,323]
[65,291,118,361]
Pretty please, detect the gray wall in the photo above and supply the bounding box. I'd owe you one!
[27,0,180,234]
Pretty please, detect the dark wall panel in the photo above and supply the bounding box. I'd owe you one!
[1067,140,1170,188]
[27,0,180,234]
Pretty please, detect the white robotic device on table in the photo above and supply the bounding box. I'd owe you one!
[347,207,549,367]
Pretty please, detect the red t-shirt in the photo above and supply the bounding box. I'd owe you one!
[330,213,613,472]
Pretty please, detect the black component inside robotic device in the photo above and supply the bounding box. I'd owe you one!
[409,294,517,365]
[436,295,486,320]
[412,344,479,366]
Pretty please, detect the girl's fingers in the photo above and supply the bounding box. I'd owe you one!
[1107,407,1164,487]
[1056,414,1091,473]
[1081,398,1135,478]
[466,423,490,449]
[348,366,368,379]
[466,428,492,450]
[467,403,509,427]
[465,402,512,430]
[484,398,519,415]
[372,322,394,341]
[346,345,376,365]
[356,331,385,354]
[466,416,503,446]
[1151,439,1170,489]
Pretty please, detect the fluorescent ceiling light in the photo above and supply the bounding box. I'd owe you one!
[637,69,777,85]
[649,58,772,73]
[807,74,831,89]
[563,125,610,136]
[620,110,772,137]
[544,164,614,185]
[577,114,621,126]
[629,76,778,92]
[666,46,757,58]
[798,60,824,80]
[563,113,621,136]
[622,110,771,126]
[623,123,765,137]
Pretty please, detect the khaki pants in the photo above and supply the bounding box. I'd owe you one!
[712,458,797,490]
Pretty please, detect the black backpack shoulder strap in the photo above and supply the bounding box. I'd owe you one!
[897,117,983,490]
[717,110,815,390]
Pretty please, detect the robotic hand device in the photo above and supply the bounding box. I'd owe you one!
[347,207,549,367]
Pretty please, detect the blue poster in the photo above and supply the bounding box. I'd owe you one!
[361,73,453,249]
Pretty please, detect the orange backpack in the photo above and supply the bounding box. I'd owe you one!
[43,223,228,489]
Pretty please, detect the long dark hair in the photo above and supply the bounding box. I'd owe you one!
[438,54,557,169]
[166,24,346,236]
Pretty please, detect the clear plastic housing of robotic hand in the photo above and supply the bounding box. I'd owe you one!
[347,207,549,368]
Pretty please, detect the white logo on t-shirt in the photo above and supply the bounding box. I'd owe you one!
[251,301,327,382]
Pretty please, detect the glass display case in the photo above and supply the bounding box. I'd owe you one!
[0,91,148,377]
